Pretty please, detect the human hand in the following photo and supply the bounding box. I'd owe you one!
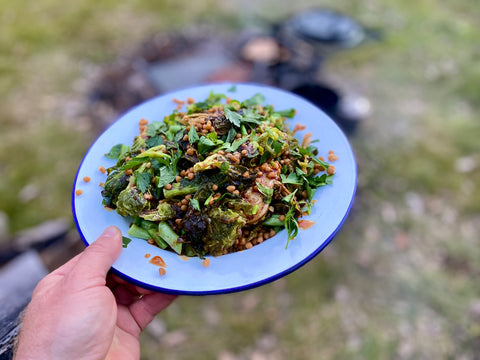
[15,226,176,360]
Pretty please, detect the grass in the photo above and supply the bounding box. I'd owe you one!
[1,0,479,358]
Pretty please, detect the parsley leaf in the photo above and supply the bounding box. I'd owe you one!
[225,136,248,152]
[224,107,242,127]
[242,93,265,106]
[188,125,199,143]
[105,144,130,159]
[190,198,200,211]
[157,167,176,188]
[285,206,299,248]
[275,108,296,118]
[122,236,132,248]
[136,172,152,193]
[272,140,283,155]
[225,127,237,143]
[198,136,216,154]
[257,183,273,203]
[280,172,302,185]
[146,135,164,148]
[282,189,297,204]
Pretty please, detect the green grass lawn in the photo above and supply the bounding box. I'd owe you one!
[1,0,479,358]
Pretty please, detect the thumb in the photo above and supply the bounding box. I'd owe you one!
[71,226,123,284]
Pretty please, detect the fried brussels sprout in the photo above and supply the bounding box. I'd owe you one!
[203,207,246,256]
[116,187,147,217]
[101,171,129,207]
[139,202,175,221]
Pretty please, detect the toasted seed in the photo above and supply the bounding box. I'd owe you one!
[226,185,236,192]
[75,189,83,196]
[328,153,339,162]
[212,184,218,191]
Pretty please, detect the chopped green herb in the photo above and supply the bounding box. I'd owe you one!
[105,144,130,160]
[280,172,302,185]
[282,189,298,204]
[190,198,200,211]
[136,172,152,193]
[257,183,273,203]
[224,107,242,127]
[188,125,199,143]
[122,236,132,248]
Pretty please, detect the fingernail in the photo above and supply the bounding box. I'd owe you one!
[102,226,120,238]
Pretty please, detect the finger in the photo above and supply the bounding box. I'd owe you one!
[110,273,155,296]
[112,284,140,306]
[129,293,177,331]
[70,226,123,284]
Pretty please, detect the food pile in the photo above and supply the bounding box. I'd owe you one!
[101,90,335,257]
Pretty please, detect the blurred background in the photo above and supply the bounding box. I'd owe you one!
[1,0,480,359]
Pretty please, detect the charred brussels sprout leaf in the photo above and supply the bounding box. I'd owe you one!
[139,202,175,222]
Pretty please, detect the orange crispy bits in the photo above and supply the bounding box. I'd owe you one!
[149,255,167,267]
[298,220,315,230]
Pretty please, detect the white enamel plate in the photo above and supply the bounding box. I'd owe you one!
[72,83,357,295]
